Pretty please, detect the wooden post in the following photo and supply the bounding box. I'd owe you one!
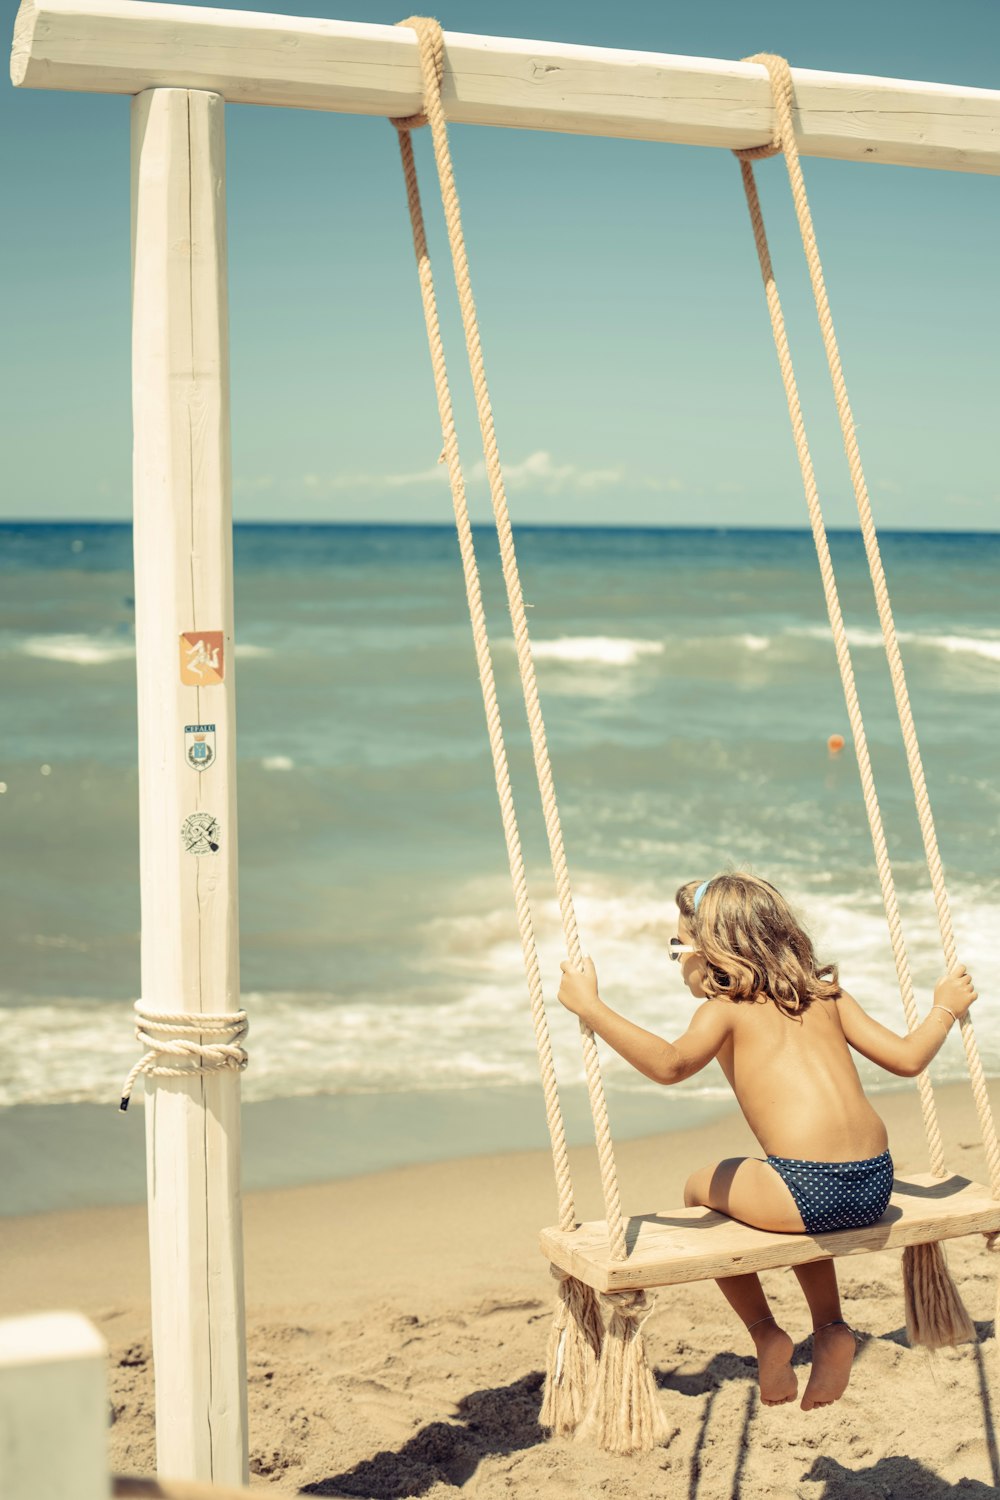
[0,1311,109,1500]
[130,86,247,1486]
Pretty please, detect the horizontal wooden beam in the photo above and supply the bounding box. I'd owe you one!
[11,0,1000,174]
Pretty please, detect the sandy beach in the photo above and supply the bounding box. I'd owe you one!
[2,1079,999,1497]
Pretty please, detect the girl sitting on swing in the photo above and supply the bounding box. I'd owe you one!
[557,870,977,1411]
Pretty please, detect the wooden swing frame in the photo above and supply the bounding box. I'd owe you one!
[11,0,1000,1481]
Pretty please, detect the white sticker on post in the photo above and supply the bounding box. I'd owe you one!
[184,723,217,772]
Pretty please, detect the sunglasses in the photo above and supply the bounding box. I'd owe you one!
[669,938,698,962]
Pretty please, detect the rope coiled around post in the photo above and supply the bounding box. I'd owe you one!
[119,1000,249,1111]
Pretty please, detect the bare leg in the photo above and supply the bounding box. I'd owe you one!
[792,1261,856,1411]
[715,1272,797,1405]
[684,1161,804,1406]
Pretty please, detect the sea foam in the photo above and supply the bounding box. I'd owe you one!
[530,636,664,668]
[21,634,134,667]
[1,871,995,1109]
[793,624,1000,662]
[17,634,272,666]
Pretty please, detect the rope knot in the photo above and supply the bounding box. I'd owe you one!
[390,16,446,132]
[733,52,795,163]
[119,1000,249,1111]
[600,1287,656,1323]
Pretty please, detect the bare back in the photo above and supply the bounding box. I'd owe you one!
[715,993,888,1161]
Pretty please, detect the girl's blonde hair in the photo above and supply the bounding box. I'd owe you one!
[675,871,840,1018]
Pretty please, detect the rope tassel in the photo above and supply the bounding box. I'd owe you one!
[902,1241,976,1349]
[574,1290,671,1454]
[539,1268,605,1434]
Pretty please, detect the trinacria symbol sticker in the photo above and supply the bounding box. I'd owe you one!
[181,812,221,855]
[179,631,225,685]
[184,723,216,772]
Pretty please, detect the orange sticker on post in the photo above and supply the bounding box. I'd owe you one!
[179,631,225,685]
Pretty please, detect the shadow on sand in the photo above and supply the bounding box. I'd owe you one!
[299,1370,546,1498]
[300,1322,998,1498]
[802,1455,997,1497]
[661,1320,999,1500]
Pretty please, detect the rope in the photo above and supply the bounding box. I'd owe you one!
[392,15,628,1260]
[730,79,945,1179]
[389,18,577,1235]
[119,1001,249,1111]
[736,54,1000,1198]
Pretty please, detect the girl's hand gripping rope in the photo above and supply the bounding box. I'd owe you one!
[934,965,978,1022]
[558,957,600,1021]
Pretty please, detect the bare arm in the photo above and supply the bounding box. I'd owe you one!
[837,967,978,1077]
[558,959,732,1085]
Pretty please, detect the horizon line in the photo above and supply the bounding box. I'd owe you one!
[2,519,998,538]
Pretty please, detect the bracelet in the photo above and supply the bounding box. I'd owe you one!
[933,1004,958,1025]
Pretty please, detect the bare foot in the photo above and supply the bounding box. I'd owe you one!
[801,1321,856,1411]
[751,1320,797,1406]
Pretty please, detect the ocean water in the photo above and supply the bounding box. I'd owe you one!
[0,522,997,1205]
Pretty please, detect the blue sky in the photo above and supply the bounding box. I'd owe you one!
[2,0,998,527]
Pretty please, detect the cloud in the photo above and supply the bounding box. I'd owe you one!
[472,451,626,494]
[943,493,984,510]
[301,463,447,493]
[296,451,679,499]
[637,475,685,493]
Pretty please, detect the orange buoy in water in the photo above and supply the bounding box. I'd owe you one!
[827,733,846,754]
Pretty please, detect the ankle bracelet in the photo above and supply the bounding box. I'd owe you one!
[747,1315,776,1333]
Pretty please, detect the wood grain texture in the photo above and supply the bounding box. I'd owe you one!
[11,0,1000,174]
[540,1174,1000,1292]
[131,86,247,1487]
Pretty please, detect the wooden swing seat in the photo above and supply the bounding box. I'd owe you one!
[540,1173,1000,1293]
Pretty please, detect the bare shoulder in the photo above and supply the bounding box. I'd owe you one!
[831,987,863,1020]
[831,985,892,1042]
[695,995,733,1018]
[689,997,735,1035]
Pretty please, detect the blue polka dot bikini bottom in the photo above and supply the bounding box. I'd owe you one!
[765,1149,894,1234]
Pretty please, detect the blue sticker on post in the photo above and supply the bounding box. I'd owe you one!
[185,723,216,772]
